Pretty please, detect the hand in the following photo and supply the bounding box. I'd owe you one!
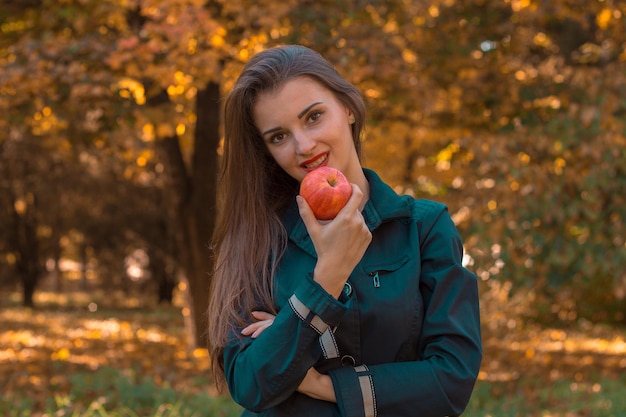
[242,314,336,403]
[297,184,372,297]
[297,367,336,402]
[241,311,275,338]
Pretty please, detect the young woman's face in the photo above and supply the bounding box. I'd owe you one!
[253,76,361,184]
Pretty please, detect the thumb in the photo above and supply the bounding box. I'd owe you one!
[296,195,322,234]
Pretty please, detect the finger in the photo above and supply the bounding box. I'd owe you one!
[241,321,265,335]
[251,311,276,320]
[241,324,256,335]
[337,184,364,215]
[241,319,272,336]
[251,322,273,338]
[242,311,276,336]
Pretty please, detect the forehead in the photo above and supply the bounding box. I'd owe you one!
[253,76,339,123]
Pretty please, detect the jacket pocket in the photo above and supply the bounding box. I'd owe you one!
[366,255,410,288]
[360,254,423,363]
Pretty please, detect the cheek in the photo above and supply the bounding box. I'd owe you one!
[268,146,306,181]
[266,145,292,170]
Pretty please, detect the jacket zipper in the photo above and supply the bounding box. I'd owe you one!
[367,256,409,289]
[370,271,380,288]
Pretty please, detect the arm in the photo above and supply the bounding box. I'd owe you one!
[297,184,372,298]
[297,367,337,402]
[329,204,482,417]
[243,312,337,403]
[223,186,371,412]
[222,275,347,412]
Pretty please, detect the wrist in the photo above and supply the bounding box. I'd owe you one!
[313,266,346,299]
[319,374,336,402]
[298,369,336,403]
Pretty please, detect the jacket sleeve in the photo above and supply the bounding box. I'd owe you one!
[328,203,482,417]
[223,274,349,412]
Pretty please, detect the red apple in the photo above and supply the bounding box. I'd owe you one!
[300,167,352,220]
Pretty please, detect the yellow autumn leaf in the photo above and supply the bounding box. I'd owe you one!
[193,348,208,358]
[596,8,613,30]
[86,329,102,339]
[156,123,175,138]
[211,34,224,48]
[142,123,155,142]
[511,0,531,12]
[517,152,531,164]
[402,49,417,64]
[51,347,70,361]
[29,375,43,385]
[136,155,147,167]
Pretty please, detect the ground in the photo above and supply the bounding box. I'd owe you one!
[1,286,625,416]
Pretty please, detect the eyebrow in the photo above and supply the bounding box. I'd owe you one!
[261,126,282,137]
[261,102,323,137]
[297,102,322,119]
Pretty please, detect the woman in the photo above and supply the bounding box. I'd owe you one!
[208,44,482,417]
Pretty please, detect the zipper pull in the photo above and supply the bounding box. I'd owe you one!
[371,271,380,288]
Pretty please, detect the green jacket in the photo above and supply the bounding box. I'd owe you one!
[223,169,482,417]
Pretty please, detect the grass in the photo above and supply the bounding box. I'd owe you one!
[3,366,625,416]
[1,288,625,416]
[1,366,243,417]
[465,374,626,417]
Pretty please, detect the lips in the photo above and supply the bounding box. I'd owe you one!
[300,152,329,170]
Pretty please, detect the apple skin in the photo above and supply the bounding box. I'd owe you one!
[300,167,353,220]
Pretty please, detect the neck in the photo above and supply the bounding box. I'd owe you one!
[350,168,370,210]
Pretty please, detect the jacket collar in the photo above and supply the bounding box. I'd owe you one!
[282,169,412,257]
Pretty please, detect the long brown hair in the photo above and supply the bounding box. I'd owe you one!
[208,45,366,386]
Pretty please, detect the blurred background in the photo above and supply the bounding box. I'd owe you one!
[1,0,625,416]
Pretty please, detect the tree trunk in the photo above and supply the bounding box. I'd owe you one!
[80,241,88,291]
[53,237,63,293]
[12,192,41,308]
[156,80,220,349]
[148,226,176,305]
[182,80,220,348]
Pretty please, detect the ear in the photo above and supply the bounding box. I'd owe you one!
[346,108,356,124]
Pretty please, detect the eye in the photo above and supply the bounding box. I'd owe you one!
[307,110,323,123]
[269,132,287,144]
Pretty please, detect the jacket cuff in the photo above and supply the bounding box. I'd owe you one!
[290,273,348,334]
[329,365,377,417]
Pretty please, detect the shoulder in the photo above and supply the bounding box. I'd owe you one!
[397,195,450,228]
[409,198,448,221]
[363,168,451,230]
[405,198,462,248]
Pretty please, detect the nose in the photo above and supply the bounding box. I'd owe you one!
[294,131,316,155]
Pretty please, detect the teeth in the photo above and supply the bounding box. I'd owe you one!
[305,154,327,169]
